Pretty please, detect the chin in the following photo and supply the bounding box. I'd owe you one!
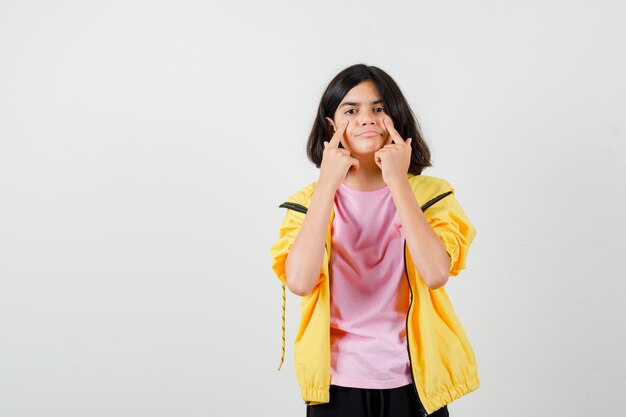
[347,139,385,154]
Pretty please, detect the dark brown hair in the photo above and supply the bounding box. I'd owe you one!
[306,64,431,175]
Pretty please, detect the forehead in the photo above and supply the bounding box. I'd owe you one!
[340,80,381,103]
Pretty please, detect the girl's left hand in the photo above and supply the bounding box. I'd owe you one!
[375,117,412,187]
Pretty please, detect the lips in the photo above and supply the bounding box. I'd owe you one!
[358,130,382,137]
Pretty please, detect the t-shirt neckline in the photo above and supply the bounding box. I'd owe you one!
[339,182,389,196]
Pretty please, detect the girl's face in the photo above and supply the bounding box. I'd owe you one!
[327,80,391,156]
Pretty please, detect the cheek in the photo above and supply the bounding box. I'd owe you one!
[346,125,358,137]
[333,114,348,127]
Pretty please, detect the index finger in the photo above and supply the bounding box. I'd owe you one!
[328,120,349,148]
[383,118,404,144]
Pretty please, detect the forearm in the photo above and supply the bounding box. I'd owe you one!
[285,182,336,296]
[388,179,450,289]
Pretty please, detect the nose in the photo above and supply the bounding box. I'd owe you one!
[358,110,376,126]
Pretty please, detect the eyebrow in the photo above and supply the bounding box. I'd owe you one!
[339,99,384,108]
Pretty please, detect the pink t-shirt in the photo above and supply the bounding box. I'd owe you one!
[329,182,413,389]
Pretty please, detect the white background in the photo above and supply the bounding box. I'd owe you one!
[1,1,625,416]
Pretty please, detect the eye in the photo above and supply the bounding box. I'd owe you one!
[374,107,386,113]
[344,109,357,115]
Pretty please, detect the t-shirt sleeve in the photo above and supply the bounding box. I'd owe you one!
[425,190,477,276]
[269,208,305,285]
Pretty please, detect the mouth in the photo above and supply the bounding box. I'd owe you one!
[358,130,382,137]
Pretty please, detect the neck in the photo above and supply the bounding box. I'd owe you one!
[342,154,387,191]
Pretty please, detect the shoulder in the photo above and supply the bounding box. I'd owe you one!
[282,180,319,207]
[407,174,455,200]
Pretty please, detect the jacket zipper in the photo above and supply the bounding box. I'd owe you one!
[403,239,428,417]
[403,191,453,416]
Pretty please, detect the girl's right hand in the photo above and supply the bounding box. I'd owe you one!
[318,120,359,191]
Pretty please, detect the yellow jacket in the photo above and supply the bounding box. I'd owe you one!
[269,173,479,414]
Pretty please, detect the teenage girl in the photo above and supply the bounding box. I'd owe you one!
[270,64,479,417]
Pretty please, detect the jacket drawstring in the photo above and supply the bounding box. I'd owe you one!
[278,283,286,370]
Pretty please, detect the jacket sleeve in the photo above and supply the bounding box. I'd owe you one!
[425,188,477,277]
[270,207,305,285]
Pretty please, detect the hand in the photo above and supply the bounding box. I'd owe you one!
[375,118,412,187]
[318,120,360,191]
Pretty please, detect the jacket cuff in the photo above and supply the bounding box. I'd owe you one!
[301,386,330,405]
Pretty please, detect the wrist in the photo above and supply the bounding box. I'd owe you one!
[315,178,340,196]
[386,176,410,193]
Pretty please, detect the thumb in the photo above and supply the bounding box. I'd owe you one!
[351,157,360,172]
[374,153,382,170]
